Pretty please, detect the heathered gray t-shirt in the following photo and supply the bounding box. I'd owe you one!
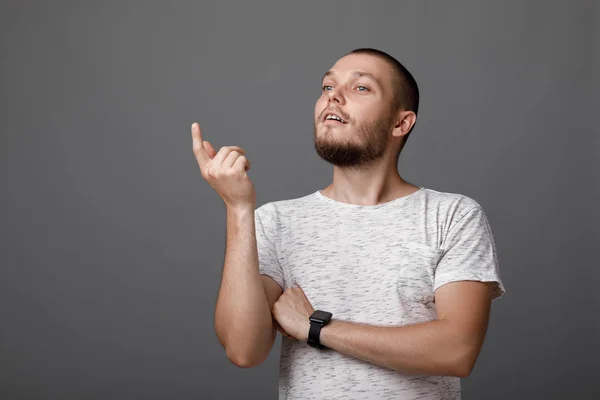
[254,187,505,400]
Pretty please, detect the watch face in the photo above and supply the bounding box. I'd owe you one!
[310,310,332,323]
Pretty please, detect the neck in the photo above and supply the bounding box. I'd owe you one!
[321,157,420,206]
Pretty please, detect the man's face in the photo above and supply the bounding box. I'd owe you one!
[314,53,397,167]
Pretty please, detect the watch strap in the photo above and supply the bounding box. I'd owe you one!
[308,321,325,349]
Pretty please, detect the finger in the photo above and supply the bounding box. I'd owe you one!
[274,321,290,337]
[203,141,217,158]
[273,320,282,332]
[212,146,245,168]
[232,155,250,171]
[222,150,242,169]
[191,123,210,166]
[279,328,290,338]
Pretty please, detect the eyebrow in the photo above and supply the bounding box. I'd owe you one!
[321,70,382,87]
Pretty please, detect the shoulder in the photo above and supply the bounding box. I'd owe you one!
[421,188,488,232]
[422,187,483,216]
[419,188,496,252]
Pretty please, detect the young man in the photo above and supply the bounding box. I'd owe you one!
[192,48,505,400]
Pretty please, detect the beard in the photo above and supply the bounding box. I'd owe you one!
[313,116,393,168]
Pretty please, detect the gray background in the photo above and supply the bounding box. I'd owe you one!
[1,1,598,399]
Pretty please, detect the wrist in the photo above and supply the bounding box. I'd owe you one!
[226,204,255,218]
[307,310,333,349]
[317,319,339,348]
[299,321,311,341]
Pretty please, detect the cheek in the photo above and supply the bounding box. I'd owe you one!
[314,97,326,119]
[354,104,386,124]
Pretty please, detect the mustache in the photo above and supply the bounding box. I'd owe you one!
[319,107,350,122]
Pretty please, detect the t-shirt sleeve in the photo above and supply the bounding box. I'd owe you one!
[254,206,285,290]
[434,206,506,301]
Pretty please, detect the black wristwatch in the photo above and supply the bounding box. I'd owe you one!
[307,310,332,349]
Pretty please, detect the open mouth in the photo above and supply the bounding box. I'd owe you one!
[323,113,346,124]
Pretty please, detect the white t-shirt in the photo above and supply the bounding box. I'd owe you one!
[255,187,505,400]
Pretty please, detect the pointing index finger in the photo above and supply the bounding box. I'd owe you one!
[191,123,210,165]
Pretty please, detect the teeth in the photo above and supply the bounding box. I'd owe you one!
[326,114,343,122]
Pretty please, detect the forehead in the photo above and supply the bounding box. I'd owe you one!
[326,53,394,83]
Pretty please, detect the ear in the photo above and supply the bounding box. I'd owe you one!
[391,111,416,139]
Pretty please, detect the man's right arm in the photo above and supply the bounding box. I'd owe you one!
[190,122,282,368]
[214,206,283,368]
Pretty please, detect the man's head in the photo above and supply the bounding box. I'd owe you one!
[313,48,419,168]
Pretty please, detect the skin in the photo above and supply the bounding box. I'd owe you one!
[192,53,494,376]
[192,123,278,368]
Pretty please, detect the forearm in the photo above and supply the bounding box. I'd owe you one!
[319,318,480,377]
[214,206,274,366]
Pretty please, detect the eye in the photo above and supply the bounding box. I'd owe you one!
[356,85,369,92]
[322,85,333,91]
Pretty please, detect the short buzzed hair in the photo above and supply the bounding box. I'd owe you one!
[346,48,420,148]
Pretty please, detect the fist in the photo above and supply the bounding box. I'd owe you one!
[272,287,314,341]
[191,123,256,210]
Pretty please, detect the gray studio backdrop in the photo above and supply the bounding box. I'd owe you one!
[1,1,598,399]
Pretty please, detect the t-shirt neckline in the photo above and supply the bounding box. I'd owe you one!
[314,187,425,210]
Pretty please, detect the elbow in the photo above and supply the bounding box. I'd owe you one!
[452,362,474,378]
[222,335,270,369]
[449,347,479,378]
[226,348,265,369]
[227,353,256,369]
[215,324,264,368]
[214,318,274,369]
[216,332,272,369]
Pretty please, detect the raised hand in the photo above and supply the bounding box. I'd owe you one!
[191,122,256,211]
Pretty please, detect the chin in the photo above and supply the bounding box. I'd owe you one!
[318,125,349,138]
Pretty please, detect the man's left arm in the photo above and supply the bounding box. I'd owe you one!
[319,280,493,377]
[273,281,493,378]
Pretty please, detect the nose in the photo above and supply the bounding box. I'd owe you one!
[327,87,344,105]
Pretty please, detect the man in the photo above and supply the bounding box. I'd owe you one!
[192,48,505,399]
